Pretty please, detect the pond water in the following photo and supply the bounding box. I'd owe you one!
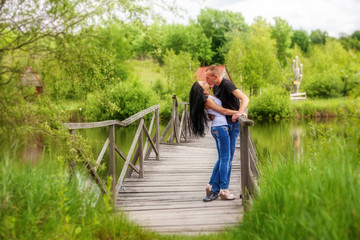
[251,117,360,164]
[71,117,360,179]
[3,117,359,178]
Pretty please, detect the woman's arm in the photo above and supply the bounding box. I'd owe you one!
[205,97,238,115]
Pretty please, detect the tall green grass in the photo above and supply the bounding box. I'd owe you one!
[225,123,360,240]
[0,152,164,239]
[291,98,360,118]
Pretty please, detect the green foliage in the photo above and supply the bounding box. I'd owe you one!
[310,29,327,45]
[340,30,360,51]
[291,30,310,53]
[93,22,136,79]
[153,78,167,95]
[303,71,345,98]
[249,85,292,119]
[137,21,167,63]
[197,8,248,64]
[158,94,175,120]
[350,72,360,98]
[162,23,214,65]
[226,18,282,95]
[59,39,119,100]
[302,40,359,98]
[163,50,199,101]
[271,17,293,66]
[84,80,157,121]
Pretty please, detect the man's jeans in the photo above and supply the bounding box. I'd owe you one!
[209,125,231,193]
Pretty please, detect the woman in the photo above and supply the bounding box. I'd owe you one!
[189,81,238,201]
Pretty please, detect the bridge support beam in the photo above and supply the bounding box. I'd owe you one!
[109,124,116,202]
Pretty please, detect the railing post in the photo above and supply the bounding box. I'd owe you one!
[174,101,179,143]
[184,104,188,142]
[155,108,160,160]
[170,96,176,142]
[109,124,116,201]
[238,117,255,209]
[139,119,144,178]
[68,129,75,178]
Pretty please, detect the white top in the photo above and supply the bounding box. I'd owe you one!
[206,95,228,127]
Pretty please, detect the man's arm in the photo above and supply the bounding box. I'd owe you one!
[231,89,249,121]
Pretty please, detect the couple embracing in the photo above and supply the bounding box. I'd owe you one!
[189,65,249,202]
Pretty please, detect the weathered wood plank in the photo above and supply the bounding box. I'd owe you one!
[95,138,110,170]
[115,119,144,192]
[116,130,245,235]
[64,105,159,130]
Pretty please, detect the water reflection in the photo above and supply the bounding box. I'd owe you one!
[251,117,360,164]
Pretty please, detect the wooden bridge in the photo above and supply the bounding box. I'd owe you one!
[65,96,259,235]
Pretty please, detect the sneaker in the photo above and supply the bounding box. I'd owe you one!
[203,191,219,202]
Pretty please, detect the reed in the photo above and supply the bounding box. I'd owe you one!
[0,152,161,239]
[225,124,360,239]
[291,98,360,118]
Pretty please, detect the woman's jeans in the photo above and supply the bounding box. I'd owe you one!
[209,125,231,193]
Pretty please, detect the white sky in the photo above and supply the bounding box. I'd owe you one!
[163,0,360,37]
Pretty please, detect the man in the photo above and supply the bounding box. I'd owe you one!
[205,65,249,193]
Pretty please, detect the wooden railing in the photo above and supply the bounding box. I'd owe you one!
[160,95,191,144]
[64,105,160,202]
[64,96,257,209]
[237,116,259,208]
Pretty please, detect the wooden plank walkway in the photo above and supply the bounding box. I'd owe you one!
[115,132,244,235]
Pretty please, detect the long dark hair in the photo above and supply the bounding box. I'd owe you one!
[189,82,208,137]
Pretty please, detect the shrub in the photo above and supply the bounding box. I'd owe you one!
[303,71,345,98]
[84,80,157,121]
[249,85,292,119]
[152,78,167,96]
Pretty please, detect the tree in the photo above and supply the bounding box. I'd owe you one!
[310,29,327,45]
[351,30,360,41]
[302,40,360,98]
[0,0,177,126]
[163,50,199,100]
[197,8,248,64]
[291,30,309,53]
[163,23,214,66]
[271,17,293,66]
[0,0,176,86]
[339,31,360,52]
[226,18,281,95]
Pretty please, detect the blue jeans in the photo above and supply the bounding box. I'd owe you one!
[227,122,240,185]
[209,125,231,193]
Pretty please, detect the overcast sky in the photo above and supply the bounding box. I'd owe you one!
[163,0,360,37]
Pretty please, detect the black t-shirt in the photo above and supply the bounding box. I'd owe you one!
[214,78,240,124]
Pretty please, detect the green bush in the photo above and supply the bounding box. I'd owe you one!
[249,86,292,119]
[152,78,167,96]
[303,71,345,98]
[84,80,157,121]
